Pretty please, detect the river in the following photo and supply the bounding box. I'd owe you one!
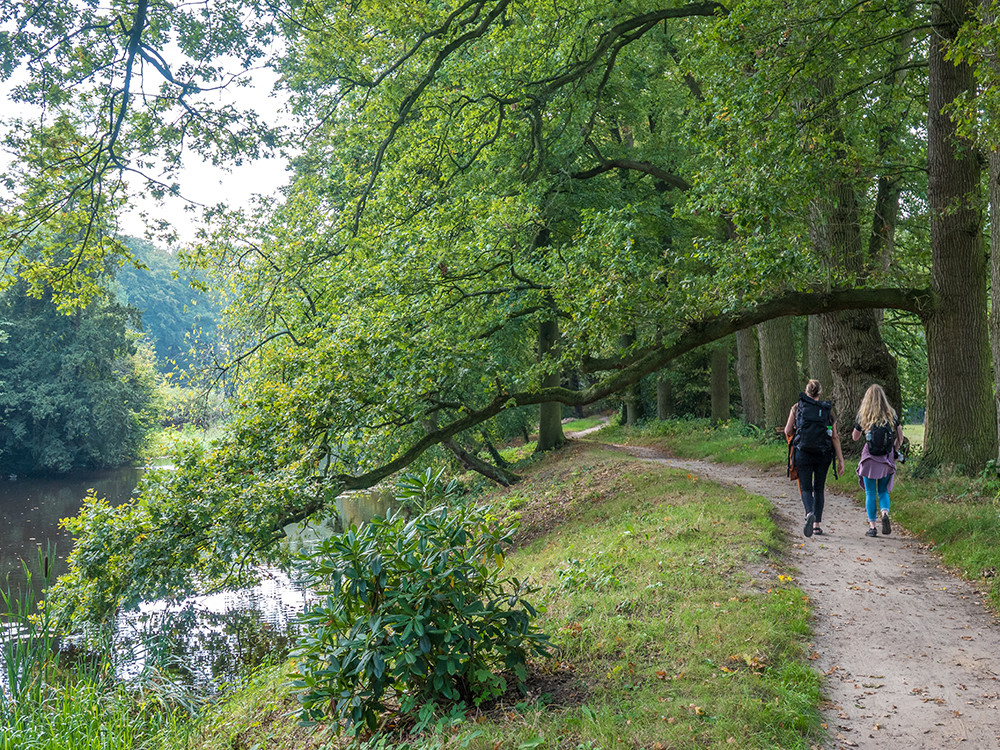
[0,466,309,688]
[0,467,142,592]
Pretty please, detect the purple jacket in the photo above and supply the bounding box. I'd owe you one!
[855,425,898,492]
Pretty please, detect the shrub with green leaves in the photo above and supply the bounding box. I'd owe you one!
[290,503,552,734]
[394,467,462,515]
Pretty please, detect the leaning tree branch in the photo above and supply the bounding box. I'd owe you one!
[333,286,934,492]
[572,159,692,190]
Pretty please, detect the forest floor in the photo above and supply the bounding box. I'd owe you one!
[593,439,1000,750]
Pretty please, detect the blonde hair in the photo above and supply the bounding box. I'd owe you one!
[855,384,896,431]
[805,379,822,399]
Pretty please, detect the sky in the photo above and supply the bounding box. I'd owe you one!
[1,56,292,249]
[118,146,291,248]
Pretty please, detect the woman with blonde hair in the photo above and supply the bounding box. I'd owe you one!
[784,379,845,537]
[852,384,904,538]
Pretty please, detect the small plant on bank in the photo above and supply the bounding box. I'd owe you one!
[290,502,553,735]
[555,554,621,592]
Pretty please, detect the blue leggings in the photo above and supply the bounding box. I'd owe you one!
[863,476,891,521]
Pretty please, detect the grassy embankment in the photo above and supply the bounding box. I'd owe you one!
[156,423,826,749]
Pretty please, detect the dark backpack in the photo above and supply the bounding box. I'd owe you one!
[866,423,895,456]
[794,394,833,456]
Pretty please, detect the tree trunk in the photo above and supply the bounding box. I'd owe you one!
[811,190,901,450]
[710,340,730,423]
[806,316,833,387]
[620,330,644,425]
[567,371,586,419]
[657,372,674,420]
[535,317,565,452]
[989,68,1000,454]
[736,327,764,426]
[757,317,799,433]
[869,174,901,273]
[925,0,997,470]
[983,0,1000,461]
[804,73,901,451]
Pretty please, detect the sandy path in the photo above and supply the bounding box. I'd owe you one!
[610,445,1000,750]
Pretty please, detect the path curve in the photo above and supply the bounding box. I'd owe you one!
[612,444,1000,750]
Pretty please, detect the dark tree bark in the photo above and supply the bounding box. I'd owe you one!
[621,330,644,425]
[757,317,799,433]
[990,150,1000,455]
[869,174,902,273]
[924,0,997,470]
[442,437,520,486]
[810,168,901,452]
[983,0,1000,460]
[656,372,674,420]
[710,340,731,423]
[806,316,833,388]
[480,431,512,468]
[536,316,566,452]
[736,327,764,426]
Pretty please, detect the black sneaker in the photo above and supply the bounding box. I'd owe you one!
[881,511,891,535]
[804,512,815,538]
[865,527,877,538]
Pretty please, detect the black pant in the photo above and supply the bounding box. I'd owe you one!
[795,450,831,523]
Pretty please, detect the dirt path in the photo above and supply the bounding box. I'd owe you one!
[611,444,1000,750]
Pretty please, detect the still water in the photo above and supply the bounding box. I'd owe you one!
[0,467,142,591]
[0,466,308,688]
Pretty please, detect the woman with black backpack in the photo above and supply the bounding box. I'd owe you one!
[784,379,845,538]
[852,383,904,538]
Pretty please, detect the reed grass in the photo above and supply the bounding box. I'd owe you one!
[0,548,182,750]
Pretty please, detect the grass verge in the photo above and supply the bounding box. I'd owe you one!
[1,563,183,750]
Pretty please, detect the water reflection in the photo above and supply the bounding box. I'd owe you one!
[0,468,141,592]
[0,467,308,691]
[114,570,308,689]
[2,470,395,691]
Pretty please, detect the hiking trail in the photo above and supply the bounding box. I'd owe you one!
[599,442,1000,750]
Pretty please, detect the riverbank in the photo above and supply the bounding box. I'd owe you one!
[15,418,1000,749]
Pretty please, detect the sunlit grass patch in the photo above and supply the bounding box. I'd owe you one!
[561,415,608,433]
[458,446,824,749]
[596,417,780,469]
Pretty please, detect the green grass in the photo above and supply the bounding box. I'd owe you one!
[901,423,924,449]
[560,415,607,433]
[158,440,826,749]
[1,562,183,750]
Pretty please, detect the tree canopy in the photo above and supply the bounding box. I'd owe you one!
[2,0,995,621]
[0,272,157,475]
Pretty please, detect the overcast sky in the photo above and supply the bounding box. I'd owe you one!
[1,61,292,249]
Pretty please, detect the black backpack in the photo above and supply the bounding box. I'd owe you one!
[794,394,833,456]
[866,423,895,456]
